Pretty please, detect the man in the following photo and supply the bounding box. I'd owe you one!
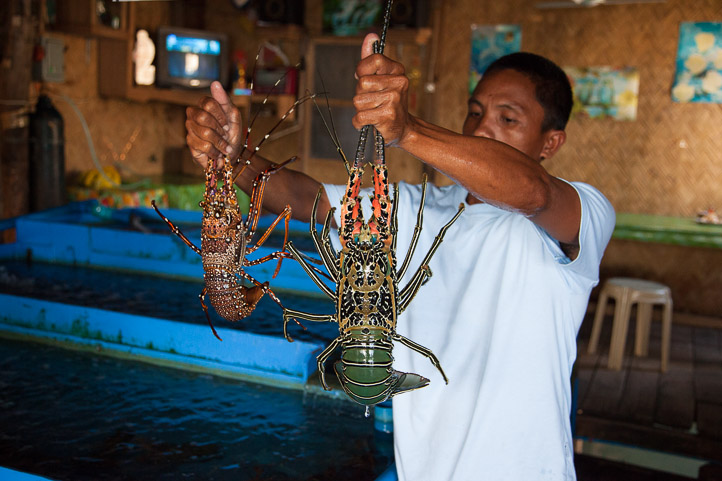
[186,34,615,481]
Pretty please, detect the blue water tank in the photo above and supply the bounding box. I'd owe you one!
[374,399,393,433]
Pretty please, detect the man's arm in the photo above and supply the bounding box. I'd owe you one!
[394,118,581,247]
[352,35,581,248]
[185,81,332,224]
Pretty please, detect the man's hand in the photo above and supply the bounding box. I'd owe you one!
[352,33,411,146]
[185,81,243,169]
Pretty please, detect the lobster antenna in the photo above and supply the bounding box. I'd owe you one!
[237,60,303,167]
[310,74,352,175]
[373,0,392,171]
[310,95,351,174]
[237,48,262,161]
[352,0,393,171]
[317,72,349,172]
[378,0,393,53]
[232,91,317,183]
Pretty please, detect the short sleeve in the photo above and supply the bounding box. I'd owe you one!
[564,181,616,287]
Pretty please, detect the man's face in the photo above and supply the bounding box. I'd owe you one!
[462,68,553,161]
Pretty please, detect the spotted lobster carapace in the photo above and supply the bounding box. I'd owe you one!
[151,154,295,340]
[151,89,315,340]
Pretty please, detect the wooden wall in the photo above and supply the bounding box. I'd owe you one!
[431,0,722,217]
[49,0,721,218]
[46,32,187,183]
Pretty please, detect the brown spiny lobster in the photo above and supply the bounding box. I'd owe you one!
[282,0,465,408]
[152,90,314,340]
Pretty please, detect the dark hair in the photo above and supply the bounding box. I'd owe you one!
[484,52,572,132]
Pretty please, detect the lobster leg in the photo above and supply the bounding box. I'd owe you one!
[397,264,432,312]
[282,307,336,343]
[151,200,202,256]
[310,188,338,279]
[396,176,428,280]
[245,204,293,278]
[286,242,336,299]
[238,270,284,310]
[390,183,400,251]
[243,250,293,267]
[316,336,343,390]
[243,156,297,240]
[392,332,449,384]
[319,204,338,259]
[198,286,223,341]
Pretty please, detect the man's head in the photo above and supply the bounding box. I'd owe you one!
[485,52,572,132]
[463,52,572,162]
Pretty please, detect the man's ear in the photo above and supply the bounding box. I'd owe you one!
[540,130,566,161]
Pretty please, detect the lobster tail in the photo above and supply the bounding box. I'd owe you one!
[333,338,431,406]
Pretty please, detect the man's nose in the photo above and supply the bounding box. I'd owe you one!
[471,116,495,139]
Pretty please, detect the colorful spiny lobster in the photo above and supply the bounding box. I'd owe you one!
[151,90,314,340]
[283,0,465,407]
[152,155,293,340]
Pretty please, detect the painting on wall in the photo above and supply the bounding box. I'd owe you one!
[671,22,722,103]
[564,66,640,121]
[469,24,521,93]
[322,0,382,36]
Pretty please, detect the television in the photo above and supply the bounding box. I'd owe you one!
[155,26,228,90]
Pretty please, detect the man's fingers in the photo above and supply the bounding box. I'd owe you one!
[356,74,409,97]
[210,81,242,131]
[186,122,231,160]
[356,54,406,79]
[361,33,380,59]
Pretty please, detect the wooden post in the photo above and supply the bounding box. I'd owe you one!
[0,0,37,222]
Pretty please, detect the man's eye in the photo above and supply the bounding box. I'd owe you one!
[501,116,517,124]
[468,111,481,118]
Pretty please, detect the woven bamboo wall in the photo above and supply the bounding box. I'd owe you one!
[52,0,721,217]
[48,33,187,181]
[431,0,722,217]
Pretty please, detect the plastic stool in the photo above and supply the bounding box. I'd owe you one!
[587,277,673,372]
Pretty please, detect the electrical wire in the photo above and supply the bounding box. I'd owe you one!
[43,90,151,190]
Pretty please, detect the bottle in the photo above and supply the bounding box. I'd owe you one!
[28,95,65,212]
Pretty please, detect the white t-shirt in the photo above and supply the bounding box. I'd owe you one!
[323,180,615,481]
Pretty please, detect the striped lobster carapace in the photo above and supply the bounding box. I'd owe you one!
[282,0,465,407]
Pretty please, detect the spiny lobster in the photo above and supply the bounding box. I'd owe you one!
[282,0,465,408]
[152,89,314,340]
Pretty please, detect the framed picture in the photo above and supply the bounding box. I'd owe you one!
[671,22,722,103]
[565,66,640,121]
[323,0,382,36]
[469,24,521,93]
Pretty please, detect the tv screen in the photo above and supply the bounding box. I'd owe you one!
[155,26,228,90]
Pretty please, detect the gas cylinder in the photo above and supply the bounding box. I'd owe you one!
[28,95,65,212]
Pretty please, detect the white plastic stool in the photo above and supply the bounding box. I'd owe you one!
[587,277,673,372]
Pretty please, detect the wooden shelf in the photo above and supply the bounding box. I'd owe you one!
[96,3,297,119]
[50,0,129,39]
[122,85,252,109]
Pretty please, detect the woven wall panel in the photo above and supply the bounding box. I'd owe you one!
[432,0,722,216]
